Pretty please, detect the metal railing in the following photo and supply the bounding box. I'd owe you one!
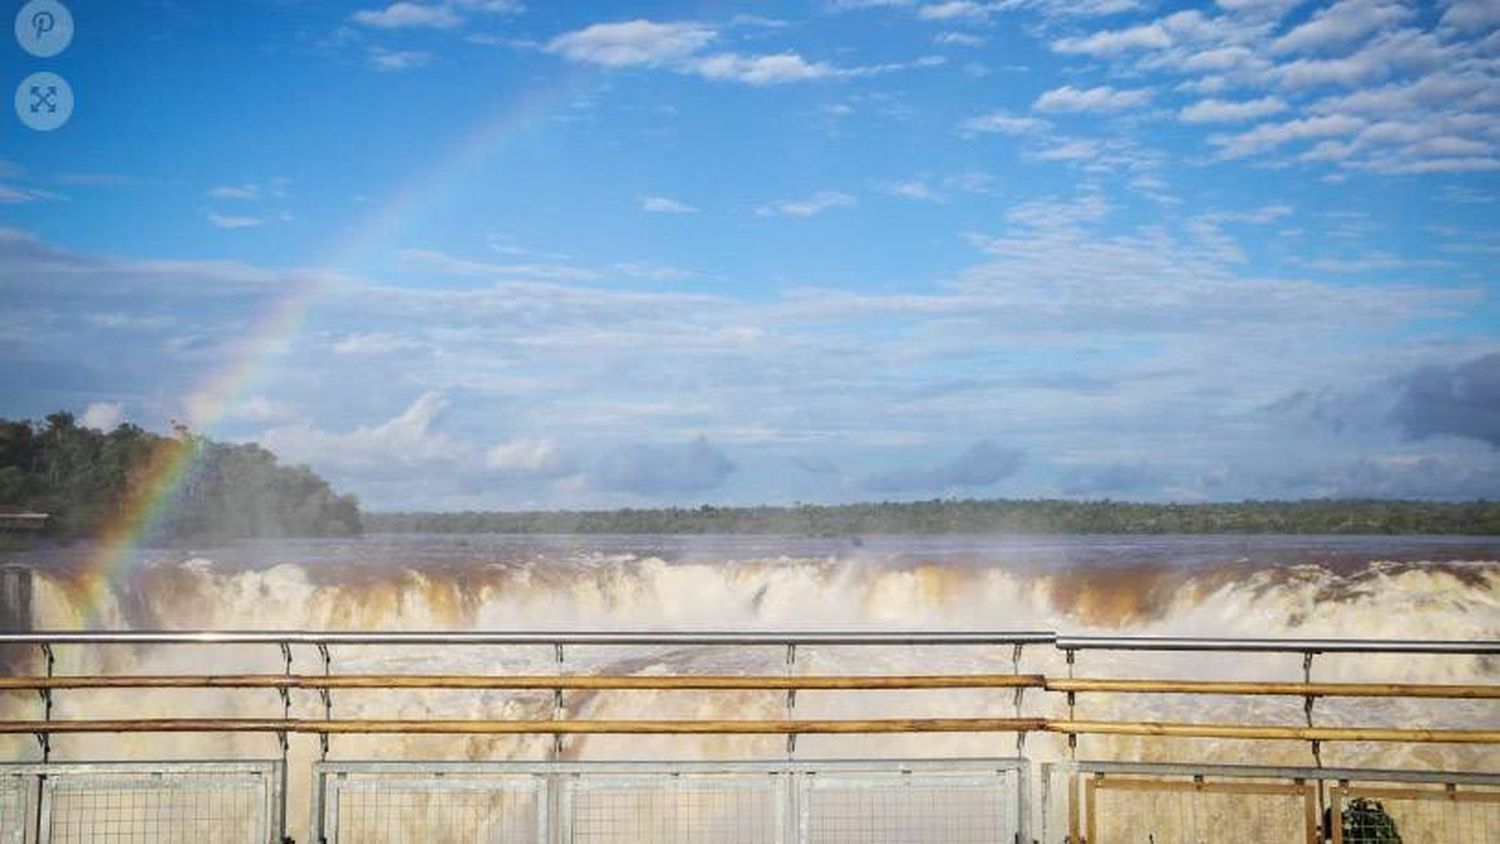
[0,630,1495,746]
[0,630,1494,841]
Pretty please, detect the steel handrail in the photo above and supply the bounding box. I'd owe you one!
[1,630,1496,653]
[0,673,1047,690]
[1055,635,1500,654]
[0,630,1057,646]
[0,718,1493,743]
[1,674,1496,698]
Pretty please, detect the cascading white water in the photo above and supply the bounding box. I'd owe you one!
[2,534,1497,833]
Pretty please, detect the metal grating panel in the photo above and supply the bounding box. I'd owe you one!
[24,762,280,844]
[315,760,1026,844]
[801,770,1019,844]
[324,773,545,844]
[0,774,26,844]
[565,774,782,844]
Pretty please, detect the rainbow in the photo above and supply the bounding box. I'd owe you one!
[75,68,597,625]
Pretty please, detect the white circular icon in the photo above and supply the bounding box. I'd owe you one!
[15,72,73,132]
[15,0,73,57]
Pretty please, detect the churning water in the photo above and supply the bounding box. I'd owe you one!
[2,533,1497,831]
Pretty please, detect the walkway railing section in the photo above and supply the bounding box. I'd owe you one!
[0,631,1495,749]
[0,630,1495,842]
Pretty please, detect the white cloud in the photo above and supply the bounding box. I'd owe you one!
[1276,29,1453,89]
[368,48,432,71]
[935,31,987,47]
[1215,0,1308,16]
[1209,204,1295,223]
[262,392,469,474]
[1052,23,1171,55]
[756,191,857,217]
[691,52,836,85]
[918,1,991,20]
[452,0,522,12]
[351,2,462,29]
[333,332,423,356]
[827,0,916,9]
[79,402,123,431]
[545,20,715,68]
[0,184,63,204]
[876,180,944,202]
[614,261,696,281]
[398,248,600,282]
[1032,138,1102,161]
[208,184,259,201]
[1034,84,1153,112]
[233,395,297,423]
[1179,96,1288,123]
[590,437,735,495]
[544,18,922,85]
[207,212,265,230]
[1213,114,1368,157]
[640,195,699,214]
[1271,0,1413,54]
[1440,0,1500,31]
[957,111,1051,136]
[486,438,575,477]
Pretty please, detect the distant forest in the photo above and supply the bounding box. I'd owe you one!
[372,498,1500,536]
[0,412,361,540]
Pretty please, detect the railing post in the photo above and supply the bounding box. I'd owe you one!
[317,643,332,761]
[1064,648,1077,760]
[35,641,52,761]
[1303,651,1323,769]
[552,643,565,760]
[276,641,291,767]
[1011,643,1026,756]
[785,643,797,759]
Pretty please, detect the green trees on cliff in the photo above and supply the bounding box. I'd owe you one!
[0,412,360,539]
[370,498,1500,536]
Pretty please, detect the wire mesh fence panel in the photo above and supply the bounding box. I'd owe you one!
[800,771,1019,844]
[1084,777,1316,844]
[1333,785,1500,844]
[325,775,545,844]
[39,768,275,844]
[563,773,782,844]
[0,774,27,844]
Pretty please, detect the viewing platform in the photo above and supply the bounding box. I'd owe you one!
[0,629,1494,842]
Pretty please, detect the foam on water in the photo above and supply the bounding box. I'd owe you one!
[2,534,1497,830]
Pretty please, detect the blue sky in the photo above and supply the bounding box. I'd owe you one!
[2,0,1498,509]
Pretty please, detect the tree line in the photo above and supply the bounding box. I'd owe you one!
[0,412,361,540]
[371,498,1500,536]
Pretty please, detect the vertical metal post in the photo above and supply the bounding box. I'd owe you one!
[310,766,327,844]
[35,642,52,761]
[1011,644,1026,755]
[552,643,565,760]
[317,643,332,761]
[276,642,292,766]
[1065,649,1077,761]
[785,643,797,758]
[1303,652,1322,768]
[1303,650,1325,837]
